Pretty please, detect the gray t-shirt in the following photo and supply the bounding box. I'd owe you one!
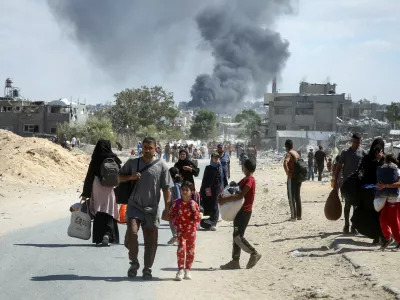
[119,157,173,222]
[338,147,367,180]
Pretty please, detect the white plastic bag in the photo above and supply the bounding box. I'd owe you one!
[219,185,243,221]
[68,206,91,240]
[374,198,386,212]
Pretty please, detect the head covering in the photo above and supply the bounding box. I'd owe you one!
[92,139,121,165]
[217,143,223,148]
[175,149,191,168]
[369,138,384,157]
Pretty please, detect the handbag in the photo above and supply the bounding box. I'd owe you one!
[114,159,160,204]
[67,201,91,240]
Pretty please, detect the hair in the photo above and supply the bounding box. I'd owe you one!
[373,144,383,154]
[285,139,293,149]
[328,158,332,161]
[169,167,180,180]
[243,159,257,173]
[385,153,397,165]
[319,146,323,150]
[211,152,220,158]
[142,137,156,146]
[181,180,195,191]
[335,155,340,162]
[352,133,361,140]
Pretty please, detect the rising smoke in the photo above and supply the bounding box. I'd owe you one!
[188,0,292,111]
[47,0,292,111]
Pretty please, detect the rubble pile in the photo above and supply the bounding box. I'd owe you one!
[0,130,89,187]
[346,117,389,128]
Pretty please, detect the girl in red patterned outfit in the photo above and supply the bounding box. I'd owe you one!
[170,181,201,281]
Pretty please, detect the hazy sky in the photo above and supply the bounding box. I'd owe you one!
[0,0,399,105]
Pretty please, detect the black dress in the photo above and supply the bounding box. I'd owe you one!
[174,159,200,187]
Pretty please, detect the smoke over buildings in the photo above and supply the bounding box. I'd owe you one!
[47,0,292,111]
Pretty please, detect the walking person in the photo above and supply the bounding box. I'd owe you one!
[164,143,171,163]
[167,167,181,246]
[376,154,400,250]
[307,148,315,181]
[219,159,262,270]
[334,133,367,234]
[170,181,201,281]
[119,137,173,280]
[199,153,228,231]
[174,149,200,188]
[314,146,327,181]
[217,143,231,181]
[283,140,302,221]
[81,139,121,246]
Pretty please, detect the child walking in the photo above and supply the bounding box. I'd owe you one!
[170,181,201,281]
[219,159,262,269]
[376,154,400,250]
[168,167,182,246]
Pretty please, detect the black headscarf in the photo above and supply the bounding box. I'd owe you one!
[174,149,200,186]
[360,138,385,184]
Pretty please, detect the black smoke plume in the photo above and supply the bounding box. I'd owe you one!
[188,0,292,111]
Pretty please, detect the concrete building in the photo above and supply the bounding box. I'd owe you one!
[0,97,88,137]
[348,99,387,121]
[265,82,352,138]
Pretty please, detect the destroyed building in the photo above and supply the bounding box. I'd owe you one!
[0,78,88,137]
[265,82,352,138]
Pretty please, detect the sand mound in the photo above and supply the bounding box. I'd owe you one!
[0,130,90,188]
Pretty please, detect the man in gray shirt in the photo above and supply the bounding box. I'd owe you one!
[118,137,173,280]
[334,133,366,234]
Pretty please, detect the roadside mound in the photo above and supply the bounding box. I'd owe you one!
[0,130,89,188]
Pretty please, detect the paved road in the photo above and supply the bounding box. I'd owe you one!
[0,159,209,300]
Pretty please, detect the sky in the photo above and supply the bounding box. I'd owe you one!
[0,0,399,105]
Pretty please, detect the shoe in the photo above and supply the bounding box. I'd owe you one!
[381,238,394,250]
[350,225,357,234]
[168,237,177,245]
[184,269,192,280]
[343,225,350,234]
[297,217,302,221]
[210,226,217,231]
[127,261,140,278]
[175,269,184,281]
[220,260,241,270]
[142,268,153,280]
[102,235,110,246]
[246,253,262,269]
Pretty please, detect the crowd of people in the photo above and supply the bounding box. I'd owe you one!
[80,137,261,281]
[284,133,400,250]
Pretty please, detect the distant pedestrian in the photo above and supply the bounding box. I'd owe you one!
[219,159,261,270]
[119,137,173,280]
[168,167,181,246]
[217,143,230,181]
[71,136,76,148]
[81,139,121,246]
[283,139,302,221]
[170,181,201,281]
[334,133,366,234]
[314,146,327,181]
[307,148,314,181]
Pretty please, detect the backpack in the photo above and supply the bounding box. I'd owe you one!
[288,151,308,182]
[100,158,120,186]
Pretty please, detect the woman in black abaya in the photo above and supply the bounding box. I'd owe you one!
[174,149,200,188]
[82,139,122,246]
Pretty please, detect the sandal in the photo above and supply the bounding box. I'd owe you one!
[127,261,140,278]
[142,268,153,280]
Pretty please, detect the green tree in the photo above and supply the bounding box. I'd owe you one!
[190,109,217,140]
[385,102,400,126]
[235,110,261,137]
[112,86,179,134]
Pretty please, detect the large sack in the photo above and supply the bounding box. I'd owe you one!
[219,185,243,221]
[324,190,342,221]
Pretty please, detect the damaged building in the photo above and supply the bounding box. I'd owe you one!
[0,78,88,137]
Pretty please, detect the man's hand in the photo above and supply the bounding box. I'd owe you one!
[131,172,141,181]
[161,208,170,221]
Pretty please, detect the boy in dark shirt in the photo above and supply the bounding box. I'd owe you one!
[218,159,261,270]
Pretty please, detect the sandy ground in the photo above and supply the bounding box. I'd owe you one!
[1,156,400,299]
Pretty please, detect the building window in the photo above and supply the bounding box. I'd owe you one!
[295,108,313,115]
[277,125,286,130]
[275,108,286,115]
[1,106,12,112]
[50,127,57,134]
[15,106,21,112]
[23,124,39,133]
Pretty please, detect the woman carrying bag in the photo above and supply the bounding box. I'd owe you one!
[81,139,122,246]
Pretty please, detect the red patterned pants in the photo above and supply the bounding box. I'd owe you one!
[177,229,196,270]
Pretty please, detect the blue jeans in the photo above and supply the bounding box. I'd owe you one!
[308,165,314,180]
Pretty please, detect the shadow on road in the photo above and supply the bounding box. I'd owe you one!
[272,231,343,243]
[14,243,170,248]
[31,274,174,282]
[161,267,217,272]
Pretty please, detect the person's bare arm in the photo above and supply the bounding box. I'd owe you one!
[334,164,343,189]
[219,186,250,205]
[118,173,140,183]
[283,154,290,176]
[377,177,400,190]
[163,188,171,207]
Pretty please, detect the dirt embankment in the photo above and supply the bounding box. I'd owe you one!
[0,129,89,188]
